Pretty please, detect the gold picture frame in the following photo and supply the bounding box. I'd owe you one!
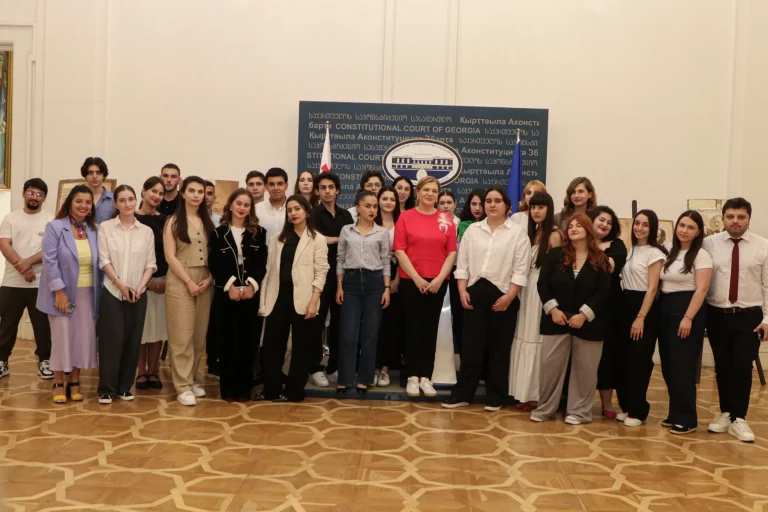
[56,179,117,213]
[0,50,13,189]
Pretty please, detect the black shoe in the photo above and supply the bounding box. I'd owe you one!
[135,375,150,390]
[336,387,349,395]
[98,394,113,405]
[442,397,470,409]
[670,424,696,435]
[119,391,135,401]
[252,393,266,401]
[661,418,674,428]
[147,374,163,389]
[356,387,367,397]
[272,395,289,403]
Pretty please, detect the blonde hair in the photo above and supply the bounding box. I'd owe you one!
[415,176,441,193]
[518,180,546,211]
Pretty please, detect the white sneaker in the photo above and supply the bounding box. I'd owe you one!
[0,361,8,379]
[564,415,582,425]
[406,376,420,397]
[707,412,732,433]
[178,391,197,406]
[616,412,628,422]
[624,417,643,427]
[419,378,437,397]
[484,404,502,412]
[192,384,207,398]
[372,372,380,386]
[38,360,54,380]
[728,418,755,442]
[530,415,544,422]
[326,371,338,383]
[310,371,329,387]
[377,372,390,387]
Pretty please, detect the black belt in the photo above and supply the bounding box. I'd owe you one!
[345,268,381,273]
[713,305,762,314]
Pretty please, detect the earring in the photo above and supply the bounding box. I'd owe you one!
[87,211,93,217]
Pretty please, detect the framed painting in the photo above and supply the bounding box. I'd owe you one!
[213,180,240,216]
[56,179,117,213]
[0,50,12,189]
[687,199,725,237]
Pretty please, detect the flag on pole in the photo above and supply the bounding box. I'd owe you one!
[507,133,523,214]
[320,122,333,173]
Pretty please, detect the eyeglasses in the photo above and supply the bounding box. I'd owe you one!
[25,191,45,198]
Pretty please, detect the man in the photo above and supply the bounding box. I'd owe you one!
[0,178,55,380]
[204,181,221,226]
[310,173,353,386]
[704,197,768,442]
[158,164,182,216]
[245,170,266,205]
[255,168,288,246]
[81,157,114,224]
[348,171,385,220]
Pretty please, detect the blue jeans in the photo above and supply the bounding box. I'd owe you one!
[338,269,385,387]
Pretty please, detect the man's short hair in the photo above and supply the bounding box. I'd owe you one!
[359,170,385,190]
[161,163,180,175]
[722,197,752,217]
[204,180,215,189]
[23,178,48,196]
[316,173,340,191]
[246,170,265,183]
[265,167,288,183]
[80,157,108,178]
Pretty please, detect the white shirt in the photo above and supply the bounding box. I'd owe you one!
[455,218,531,293]
[97,217,157,300]
[255,198,287,247]
[0,209,54,288]
[510,211,528,229]
[211,212,222,227]
[621,245,667,292]
[347,206,359,222]
[703,230,768,323]
[231,226,245,265]
[660,248,712,293]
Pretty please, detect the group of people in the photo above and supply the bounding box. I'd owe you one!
[0,164,765,443]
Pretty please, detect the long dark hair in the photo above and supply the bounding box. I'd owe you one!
[110,184,137,219]
[172,176,216,244]
[627,209,669,262]
[392,176,415,210]
[221,188,261,236]
[294,170,319,207]
[375,186,401,226]
[459,189,487,222]
[278,194,316,243]
[663,210,705,275]
[528,191,556,268]
[588,205,620,242]
[55,185,97,229]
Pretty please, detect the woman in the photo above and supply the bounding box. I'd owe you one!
[438,190,460,227]
[96,185,156,404]
[553,177,597,232]
[620,210,668,426]
[532,213,611,424]
[209,189,268,402]
[439,189,463,354]
[37,185,102,403]
[590,206,628,419]
[443,188,530,411]
[457,189,486,241]
[393,176,415,211]
[510,180,546,228]
[294,170,319,208]
[659,210,712,434]
[510,191,562,411]
[135,177,168,390]
[259,195,329,402]
[374,186,401,387]
[336,190,391,396]
[394,177,457,397]
[163,176,216,406]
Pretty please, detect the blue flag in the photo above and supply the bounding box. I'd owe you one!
[507,140,523,214]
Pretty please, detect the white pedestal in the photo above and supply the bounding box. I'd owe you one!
[431,288,457,385]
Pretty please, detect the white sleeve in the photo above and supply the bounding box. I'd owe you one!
[0,214,12,239]
[695,248,713,270]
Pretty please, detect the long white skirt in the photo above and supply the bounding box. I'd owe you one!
[140,289,168,344]
[509,261,543,402]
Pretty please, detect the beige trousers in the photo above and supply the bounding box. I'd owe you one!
[165,267,212,394]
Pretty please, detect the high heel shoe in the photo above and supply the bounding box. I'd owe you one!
[67,382,84,402]
[336,386,349,395]
[52,382,67,404]
[356,386,367,397]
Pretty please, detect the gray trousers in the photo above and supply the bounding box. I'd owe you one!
[97,291,147,397]
[532,334,603,423]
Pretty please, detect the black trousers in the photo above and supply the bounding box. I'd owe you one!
[400,278,448,379]
[0,287,51,362]
[206,289,221,371]
[262,287,318,401]
[621,290,660,421]
[658,291,706,428]
[451,279,519,405]
[311,267,342,374]
[448,268,463,354]
[376,291,404,370]
[706,305,762,420]
[215,288,260,400]
[97,291,147,397]
[597,295,629,412]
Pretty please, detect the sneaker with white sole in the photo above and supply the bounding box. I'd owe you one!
[192,384,207,398]
[178,391,197,406]
[310,371,329,387]
[119,391,135,401]
[484,403,502,412]
[616,412,628,422]
[707,412,731,433]
[326,371,338,382]
[419,377,437,397]
[377,372,390,387]
[98,395,113,405]
[624,416,643,427]
[564,415,582,425]
[530,415,544,422]
[442,397,470,409]
[38,360,54,380]
[406,376,420,397]
[372,372,380,386]
[728,418,755,442]
[0,361,8,379]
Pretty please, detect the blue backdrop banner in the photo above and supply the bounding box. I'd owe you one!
[297,101,548,210]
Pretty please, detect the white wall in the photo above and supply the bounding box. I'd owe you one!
[0,0,766,236]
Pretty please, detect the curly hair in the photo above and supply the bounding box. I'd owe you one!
[561,213,610,272]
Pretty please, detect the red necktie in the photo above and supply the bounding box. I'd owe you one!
[729,238,741,304]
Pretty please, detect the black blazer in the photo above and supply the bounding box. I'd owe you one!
[537,246,611,341]
[209,225,268,291]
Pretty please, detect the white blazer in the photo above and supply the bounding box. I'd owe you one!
[259,229,329,316]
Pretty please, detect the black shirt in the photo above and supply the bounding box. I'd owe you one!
[280,230,300,287]
[136,213,168,278]
[158,195,182,217]
[312,203,353,270]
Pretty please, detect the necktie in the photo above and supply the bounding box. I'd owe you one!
[729,238,741,304]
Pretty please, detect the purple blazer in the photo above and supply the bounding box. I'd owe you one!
[36,218,103,317]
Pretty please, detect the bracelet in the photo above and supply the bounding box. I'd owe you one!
[636,313,645,319]
[111,275,119,283]
[384,285,391,289]
[684,315,693,321]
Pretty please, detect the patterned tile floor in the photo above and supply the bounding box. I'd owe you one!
[2,339,768,511]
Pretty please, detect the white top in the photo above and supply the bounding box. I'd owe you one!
[97,217,157,300]
[660,247,713,293]
[453,215,461,233]
[0,209,54,288]
[510,211,528,229]
[231,226,245,265]
[703,230,768,324]
[347,205,359,222]
[255,198,287,247]
[455,218,531,293]
[621,245,667,292]
[211,212,222,227]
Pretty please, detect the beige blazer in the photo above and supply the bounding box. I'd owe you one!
[259,230,329,316]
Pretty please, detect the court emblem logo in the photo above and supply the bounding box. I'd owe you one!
[382,139,463,185]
